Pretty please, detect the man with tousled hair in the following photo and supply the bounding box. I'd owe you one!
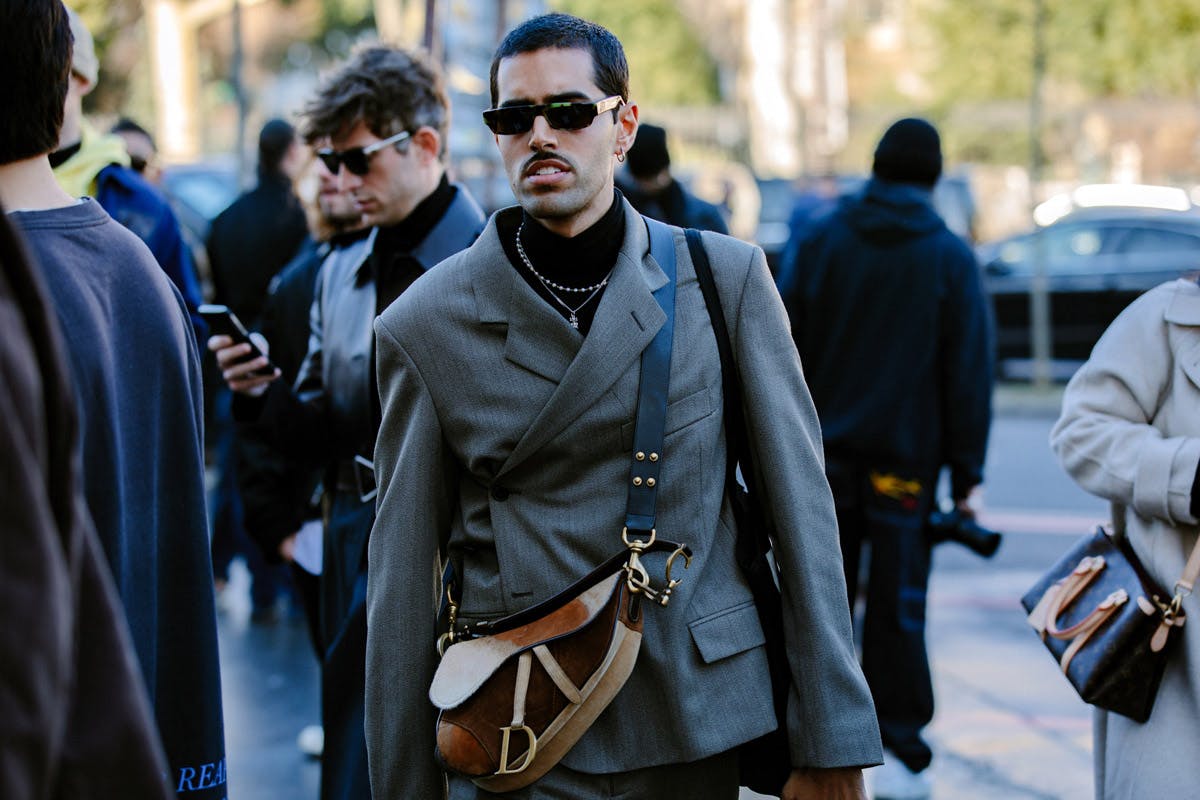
[0,2,226,797]
[364,12,881,799]
[210,43,485,800]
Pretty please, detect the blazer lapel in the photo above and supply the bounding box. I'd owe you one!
[473,216,581,383]
[500,204,669,476]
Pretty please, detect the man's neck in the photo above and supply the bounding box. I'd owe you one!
[378,168,448,230]
[0,157,76,212]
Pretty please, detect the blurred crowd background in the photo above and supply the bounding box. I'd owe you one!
[70,0,1200,383]
[68,0,1200,235]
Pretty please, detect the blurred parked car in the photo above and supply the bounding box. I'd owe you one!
[757,171,978,276]
[978,207,1200,377]
[160,160,240,244]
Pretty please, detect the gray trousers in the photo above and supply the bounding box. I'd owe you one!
[447,749,740,799]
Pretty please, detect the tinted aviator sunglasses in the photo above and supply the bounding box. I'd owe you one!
[483,95,622,135]
[316,130,411,176]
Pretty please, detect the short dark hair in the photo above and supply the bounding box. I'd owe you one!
[111,117,155,146]
[301,45,449,160]
[1,0,72,164]
[489,13,629,108]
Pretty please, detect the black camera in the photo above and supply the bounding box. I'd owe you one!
[927,508,1003,558]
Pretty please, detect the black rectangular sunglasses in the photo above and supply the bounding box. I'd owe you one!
[483,96,622,135]
[316,130,410,176]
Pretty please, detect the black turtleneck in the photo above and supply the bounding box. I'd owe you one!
[497,189,625,335]
[365,173,457,316]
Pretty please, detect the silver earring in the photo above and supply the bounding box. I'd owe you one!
[616,150,626,163]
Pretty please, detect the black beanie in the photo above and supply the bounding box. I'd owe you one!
[872,117,942,187]
[258,118,296,176]
[626,124,670,179]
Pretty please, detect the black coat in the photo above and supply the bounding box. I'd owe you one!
[621,178,729,234]
[777,178,993,497]
[207,174,308,327]
[0,210,171,799]
[237,236,329,562]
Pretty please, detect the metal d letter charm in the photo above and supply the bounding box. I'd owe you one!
[496,725,538,775]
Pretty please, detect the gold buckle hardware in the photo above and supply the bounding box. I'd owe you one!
[659,545,692,606]
[436,583,459,657]
[620,530,691,607]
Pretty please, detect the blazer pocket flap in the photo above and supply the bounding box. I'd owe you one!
[689,601,766,664]
[621,383,715,444]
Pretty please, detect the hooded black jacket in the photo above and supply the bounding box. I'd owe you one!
[777,178,993,498]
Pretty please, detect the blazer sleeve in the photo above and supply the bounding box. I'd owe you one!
[715,235,883,768]
[1051,288,1200,526]
[366,319,457,800]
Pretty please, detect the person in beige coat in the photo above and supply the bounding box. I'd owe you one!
[1051,277,1200,799]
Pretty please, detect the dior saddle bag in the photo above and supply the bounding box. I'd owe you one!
[431,536,690,792]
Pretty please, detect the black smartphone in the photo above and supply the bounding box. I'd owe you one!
[198,304,276,377]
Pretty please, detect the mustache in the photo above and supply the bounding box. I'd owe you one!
[522,150,573,175]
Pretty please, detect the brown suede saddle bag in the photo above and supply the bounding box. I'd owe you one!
[430,539,688,792]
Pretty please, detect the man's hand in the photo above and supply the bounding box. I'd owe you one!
[208,333,279,396]
[278,533,297,563]
[782,767,867,800]
[954,483,984,519]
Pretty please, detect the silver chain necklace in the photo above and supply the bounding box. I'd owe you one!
[515,220,612,329]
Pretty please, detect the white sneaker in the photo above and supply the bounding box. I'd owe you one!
[870,752,931,800]
[297,725,324,759]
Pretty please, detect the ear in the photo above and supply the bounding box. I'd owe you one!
[615,101,639,159]
[69,72,95,99]
[410,126,442,165]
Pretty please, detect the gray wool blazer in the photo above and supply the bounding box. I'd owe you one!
[366,199,882,799]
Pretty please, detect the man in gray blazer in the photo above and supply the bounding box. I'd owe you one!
[366,13,881,799]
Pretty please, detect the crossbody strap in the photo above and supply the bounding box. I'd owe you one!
[1177,528,1200,598]
[685,229,772,570]
[1114,500,1200,601]
[623,217,678,533]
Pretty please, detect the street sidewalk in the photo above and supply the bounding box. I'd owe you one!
[992,381,1065,418]
[742,558,1094,800]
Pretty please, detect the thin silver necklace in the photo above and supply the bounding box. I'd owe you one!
[515,220,612,329]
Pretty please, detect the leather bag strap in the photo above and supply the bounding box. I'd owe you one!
[1178,529,1200,597]
[623,217,678,533]
[685,228,773,571]
[1113,501,1200,599]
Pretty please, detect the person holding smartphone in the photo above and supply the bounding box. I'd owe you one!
[209,43,484,800]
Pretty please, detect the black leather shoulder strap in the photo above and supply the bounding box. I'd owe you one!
[685,229,771,569]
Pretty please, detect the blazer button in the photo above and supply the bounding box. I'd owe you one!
[491,485,510,501]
